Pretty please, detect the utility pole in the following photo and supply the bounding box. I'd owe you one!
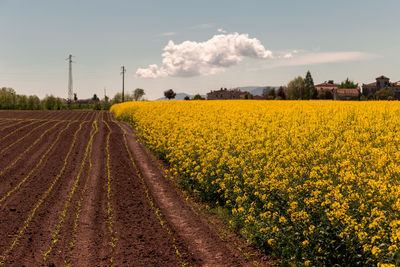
[121,66,126,102]
[104,87,108,104]
[67,54,74,103]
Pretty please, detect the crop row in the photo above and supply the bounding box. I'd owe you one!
[43,113,98,261]
[0,112,92,265]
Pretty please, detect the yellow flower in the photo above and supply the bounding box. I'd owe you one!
[111,100,400,265]
[267,238,275,246]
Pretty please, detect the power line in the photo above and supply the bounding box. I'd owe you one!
[121,66,126,102]
[66,55,75,102]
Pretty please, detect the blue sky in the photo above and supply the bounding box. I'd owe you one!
[1,0,399,100]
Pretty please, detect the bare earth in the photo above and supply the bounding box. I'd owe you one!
[0,110,272,266]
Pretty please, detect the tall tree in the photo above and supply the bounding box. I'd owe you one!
[287,76,306,100]
[338,78,358,89]
[305,71,317,99]
[276,86,286,100]
[133,88,145,101]
[164,89,176,100]
[262,87,271,96]
[267,88,276,99]
[92,94,99,102]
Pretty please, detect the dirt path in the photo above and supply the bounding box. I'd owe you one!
[0,111,269,266]
[118,121,251,267]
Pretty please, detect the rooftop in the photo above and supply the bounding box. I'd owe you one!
[376,75,389,80]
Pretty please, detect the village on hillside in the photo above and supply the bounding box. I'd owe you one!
[206,75,400,101]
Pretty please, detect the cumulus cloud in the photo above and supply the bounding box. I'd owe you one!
[136,32,273,78]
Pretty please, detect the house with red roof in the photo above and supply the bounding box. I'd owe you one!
[315,80,360,100]
[315,80,339,92]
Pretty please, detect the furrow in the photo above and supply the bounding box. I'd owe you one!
[0,121,64,176]
[42,113,99,262]
[102,113,116,266]
[0,118,89,265]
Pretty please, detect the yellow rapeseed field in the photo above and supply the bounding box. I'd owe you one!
[111,100,400,266]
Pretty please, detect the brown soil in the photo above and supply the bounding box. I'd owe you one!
[0,111,272,267]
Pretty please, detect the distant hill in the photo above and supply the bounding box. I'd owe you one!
[233,86,279,96]
[156,92,206,101]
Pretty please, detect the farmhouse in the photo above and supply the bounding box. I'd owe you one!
[315,80,339,92]
[207,88,251,100]
[315,80,360,100]
[333,88,360,100]
[362,75,400,99]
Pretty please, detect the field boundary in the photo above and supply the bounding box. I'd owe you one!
[116,120,253,266]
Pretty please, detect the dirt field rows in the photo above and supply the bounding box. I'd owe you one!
[0,111,261,266]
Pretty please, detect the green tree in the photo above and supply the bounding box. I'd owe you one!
[193,94,204,100]
[17,95,28,110]
[305,71,317,99]
[28,95,41,110]
[133,88,145,101]
[0,87,17,109]
[276,86,286,100]
[287,76,306,100]
[266,88,276,100]
[376,88,394,100]
[164,89,176,100]
[42,95,57,110]
[338,78,358,89]
[317,89,333,100]
[112,92,122,104]
[74,93,78,101]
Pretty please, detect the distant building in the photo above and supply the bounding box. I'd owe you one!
[315,80,339,92]
[362,75,400,99]
[63,98,91,104]
[333,88,360,100]
[207,88,252,100]
[315,80,359,100]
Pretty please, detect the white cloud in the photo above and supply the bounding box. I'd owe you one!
[160,32,178,37]
[281,50,300,59]
[217,28,227,33]
[190,23,214,29]
[273,51,376,67]
[136,32,273,78]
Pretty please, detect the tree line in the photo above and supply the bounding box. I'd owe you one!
[264,71,360,100]
[0,87,147,110]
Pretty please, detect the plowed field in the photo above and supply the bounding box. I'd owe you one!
[0,111,264,267]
